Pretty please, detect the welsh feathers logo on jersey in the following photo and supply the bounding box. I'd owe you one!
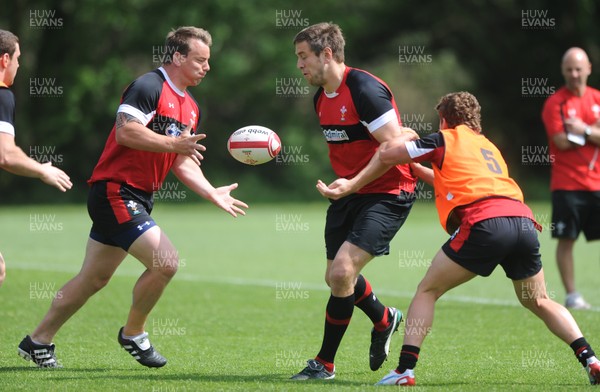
[127,200,141,215]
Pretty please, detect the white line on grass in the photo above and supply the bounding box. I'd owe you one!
[10,261,600,312]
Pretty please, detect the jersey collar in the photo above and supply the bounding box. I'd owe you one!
[158,67,185,97]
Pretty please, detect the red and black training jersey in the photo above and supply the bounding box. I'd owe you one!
[0,82,16,136]
[89,67,199,193]
[314,67,416,195]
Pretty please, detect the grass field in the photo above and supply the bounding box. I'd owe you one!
[0,201,598,391]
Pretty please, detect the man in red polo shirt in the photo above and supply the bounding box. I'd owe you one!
[541,47,600,310]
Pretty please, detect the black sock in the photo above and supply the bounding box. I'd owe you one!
[316,293,355,367]
[398,345,420,372]
[354,274,387,327]
[571,337,596,367]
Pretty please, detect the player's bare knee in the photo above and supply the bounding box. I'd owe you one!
[153,258,179,278]
[88,274,112,292]
[328,266,353,291]
[416,280,437,296]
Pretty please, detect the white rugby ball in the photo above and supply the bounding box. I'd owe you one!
[227,125,282,165]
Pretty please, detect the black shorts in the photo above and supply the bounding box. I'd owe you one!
[87,181,157,250]
[442,217,542,280]
[324,191,415,260]
[551,190,600,241]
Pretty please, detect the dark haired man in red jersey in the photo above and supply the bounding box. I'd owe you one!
[291,22,432,381]
[18,26,247,368]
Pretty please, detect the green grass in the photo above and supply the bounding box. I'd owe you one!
[0,201,598,391]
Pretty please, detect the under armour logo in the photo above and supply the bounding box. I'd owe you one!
[137,221,151,231]
[168,103,175,109]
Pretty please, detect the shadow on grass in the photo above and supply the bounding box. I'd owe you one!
[0,367,368,386]
[0,366,111,373]
[0,367,587,388]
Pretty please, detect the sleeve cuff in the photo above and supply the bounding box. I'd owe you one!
[0,121,15,136]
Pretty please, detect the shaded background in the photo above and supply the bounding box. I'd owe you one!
[1,0,598,204]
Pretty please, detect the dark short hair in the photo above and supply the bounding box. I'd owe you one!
[436,92,482,131]
[163,26,212,64]
[0,30,19,58]
[293,22,345,62]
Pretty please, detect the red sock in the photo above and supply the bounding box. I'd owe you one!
[354,275,387,329]
[315,356,335,373]
[373,307,390,332]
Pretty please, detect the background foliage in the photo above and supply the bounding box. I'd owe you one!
[1,0,599,203]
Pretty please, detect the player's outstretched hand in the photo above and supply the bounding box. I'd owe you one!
[209,183,249,217]
[173,123,207,165]
[39,162,72,192]
[316,178,353,200]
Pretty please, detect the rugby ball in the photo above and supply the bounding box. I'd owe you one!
[227,125,282,165]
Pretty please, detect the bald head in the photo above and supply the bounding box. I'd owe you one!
[561,47,591,95]
[562,47,590,64]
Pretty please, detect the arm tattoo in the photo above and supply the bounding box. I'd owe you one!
[115,112,143,129]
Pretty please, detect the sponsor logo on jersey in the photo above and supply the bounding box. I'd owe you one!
[165,123,181,137]
[322,128,349,142]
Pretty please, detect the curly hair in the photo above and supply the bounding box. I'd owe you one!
[293,22,345,62]
[435,91,482,132]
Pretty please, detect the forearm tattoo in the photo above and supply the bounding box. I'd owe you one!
[115,112,143,129]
